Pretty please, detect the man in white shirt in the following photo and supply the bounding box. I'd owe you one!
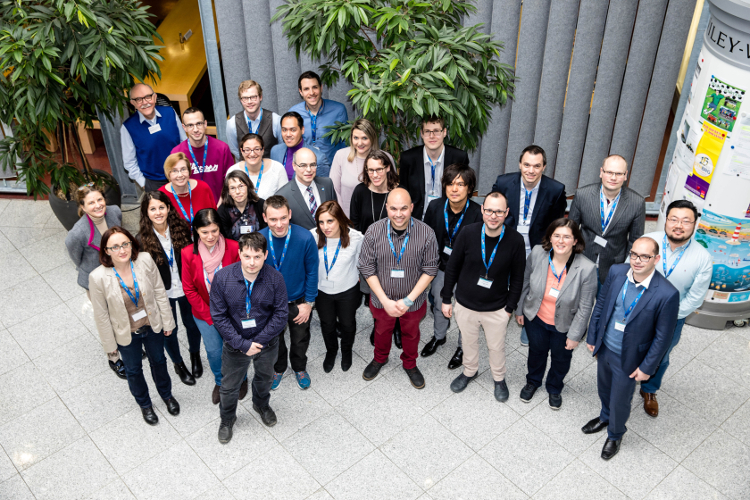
[225,80,282,160]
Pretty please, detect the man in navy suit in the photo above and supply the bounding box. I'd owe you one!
[582,237,679,460]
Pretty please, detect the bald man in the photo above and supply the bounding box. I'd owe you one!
[121,83,187,190]
[358,188,440,389]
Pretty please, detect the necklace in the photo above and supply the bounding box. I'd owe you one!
[370,189,387,221]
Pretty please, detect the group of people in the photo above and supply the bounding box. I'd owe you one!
[62,72,714,458]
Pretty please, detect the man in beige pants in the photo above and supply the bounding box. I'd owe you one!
[440,192,527,402]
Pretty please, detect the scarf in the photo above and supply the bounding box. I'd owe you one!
[198,234,225,290]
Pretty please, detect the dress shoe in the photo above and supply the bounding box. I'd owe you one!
[450,372,477,393]
[404,366,425,389]
[163,397,180,416]
[253,403,278,427]
[581,417,609,434]
[190,352,203,378]
[239,379,248,400]
[212,384,221,405]
[341,350,353,372]
[447,347,463,370]
[323,351,337,373]
[109,359,127,379]
[393,320,402,349]
[640,389,659,417]
[141,406,158,425]
[601,438,621,460]
[174,362,196,386]
[520,383,538,403]
[218,416,236,444]
[421,336,446,357]
[370,326,375,346]
[494,380,509,402]
[549,393,562,410]
[363,359,387,381]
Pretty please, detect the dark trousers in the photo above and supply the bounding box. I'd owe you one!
[144,177,167,192]
[371,302,426,369]
[316,284,360,355]
[220,336,280,423]
[597,344,637,440]
[274,300,311,373]
[525,315,574,395]
[118,326,172,408]
[164,296,202,364]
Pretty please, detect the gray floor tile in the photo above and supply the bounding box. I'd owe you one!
[0,229,13,253]
[65,292,98,334]
[658,343,695,383]
[305,350,373,407]
[676,323,723,357]
[475,349,548,416]
[0,328,30,377]
[40,262,87,301]
[32,333,109,393]
[58,368,136,432]
[429,454,527,500]
[0,200,54,228]
[644,465,727,500]
[0,445,16,482]
[565,361,600,407]
[0,198,8,215]
[0,362,56,426]
[0,275,62,328]
[19,230,70,274]
[721,399,750,447]
[325,449,423,500]
[532,459,625,500]
[564,342,596,382]
[9,302,90,359]
[159,373,225,437]
[83,478,136,500]
[696,331,750,388]
[682,428,750,500]
[0,249,38,292]
[0,474,35,499]
[306,489,334,500]
[192,483,236,500]
[0,226,65,251]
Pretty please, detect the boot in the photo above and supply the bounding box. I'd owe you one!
[190,352,203,379]
[174,362,196,386]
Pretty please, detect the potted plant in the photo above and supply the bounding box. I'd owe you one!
[0,0,164,230]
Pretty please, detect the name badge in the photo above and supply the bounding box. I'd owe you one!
[517,225,530,234]
[443,246,452,256]
[391,269,405,279]
[614,321,626,332]
[240,225,253,234]
[426,194,439,205]
[320,278,335,291]
[594,235,607,248]
[549,288,560,298]
[242,318,256,329]
[477,277,493,289]
[148,124,162,134]
[131,309,147,321]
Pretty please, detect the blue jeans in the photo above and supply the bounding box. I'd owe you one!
[194,316,224,386]
[118,326,172,408]
[640,318,686,393]
[220,336,280,422]
[164,296,202,364]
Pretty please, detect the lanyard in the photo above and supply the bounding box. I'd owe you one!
[308,100,324,142]
[523,188,532,222]
[621,280,646,323]
[662,234,690,278]
[114,261,140,307]
[387,219,412,267]
[167,244,174,269]
[86,215,101,251]
[323,238,342,278]
[481,223,505,278]
[244,278,255,317]
[187,140,208,178]
[600,187,621,234]
[245,160,265,190]
[428,157,437,195]
[444,200,468,247]
[548,253,566,285]
[171,183,194,225]
[268,227,291,270]
[246,108,262,135]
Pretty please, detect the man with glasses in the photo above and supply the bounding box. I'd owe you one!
[270,112,327,182]
[226,80,282,160]
[638,200,712,417]
[121,83,187,191]
[170,107,235,203]
[583,237,679,460]
[399,115,470,220]
[275,147,337,230]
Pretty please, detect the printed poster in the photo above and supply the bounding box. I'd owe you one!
[684,122,726,199]
[700,76,745,133]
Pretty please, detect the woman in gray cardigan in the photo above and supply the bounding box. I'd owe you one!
[64,184,124,378]
[516,218,597,410]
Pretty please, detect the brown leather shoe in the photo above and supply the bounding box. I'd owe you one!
[212,384,220,405]
[640,389,658,417]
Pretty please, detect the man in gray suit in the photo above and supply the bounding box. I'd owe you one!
[568,154,645,287]
[275,147,337,230]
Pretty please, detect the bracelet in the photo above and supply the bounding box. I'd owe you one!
[402,296,414,307]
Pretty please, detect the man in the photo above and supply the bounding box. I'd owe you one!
[171,107,235,202]
[210,233,288,443]
[288,71,348,177]
[226,80,282,160]
[358,188,439,389]
[259,196,319,390]
[583,237,679,460]
[121,83,186,191]
[441,192,526,402]
[274,148,337,231]
[639,200,712,417]
[270,112,327,182]
[421,164,482,368]
[569,154,646,287]
[399,115,470,220]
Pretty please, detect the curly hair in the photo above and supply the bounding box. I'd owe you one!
[138,191,192,265]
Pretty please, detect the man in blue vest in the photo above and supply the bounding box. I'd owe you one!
[121,83,187,191]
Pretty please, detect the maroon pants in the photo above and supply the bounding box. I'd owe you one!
[370,302,426,369]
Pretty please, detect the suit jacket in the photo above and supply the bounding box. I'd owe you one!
[65,206,122,289]
[491,172,567,248]
[399,145,469,220]
[568,183,646,283]
[275,177,337,230]
[517,246,598,341]
[181,238,240,325]
[586,263,680,375]
[269,143,328,178]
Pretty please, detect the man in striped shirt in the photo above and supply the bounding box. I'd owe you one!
[358,188,440,389]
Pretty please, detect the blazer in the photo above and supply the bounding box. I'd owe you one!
[136,232,187,292]
[217,198,267,240]
[491,172,567,248]
[568,183,645,283]
[399,145,469,220]
[181,238,240,325]
[269,143,327,178]
[275,177,337,230]
[586,263,680,375]
[88,252,176,353]
[517,246,598,341]
[65,206,122,289]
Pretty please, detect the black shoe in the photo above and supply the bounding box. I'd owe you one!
[341,350,353,372]
[393,320,402,350]
[174,362,196,386]
[253,403,278,427]
[370,326,375,346]
[549,393,562,410]
[582,417,609,435]
[141,406,158,425]
[363,359,387,381]
[163,397,180,416]
[323,351,336,373]
[212,384,220,405]
[494,380,509,402]
[109,359,127,379]
[239,379,248,400]
[450,372,477,393]
[601,438,621,460]
[520,383,538,403]
[218,417,236,444]
[447,347,463,370]
[421,336,446,357]
[404,366,425,389]
[190,352,203,379]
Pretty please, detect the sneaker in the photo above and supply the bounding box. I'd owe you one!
[520,383,538,403]
[218,416,236,444]
[549,393,562,410]
[520,328,529,347]
[450,372,478,393]
[271,372,284,391]
[494,380,509,402]
[295,370,311,390]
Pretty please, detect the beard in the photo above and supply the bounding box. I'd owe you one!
[667,230,693,245]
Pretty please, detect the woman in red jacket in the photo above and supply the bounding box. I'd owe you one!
[159,152,217,226]
[181,208,242,404]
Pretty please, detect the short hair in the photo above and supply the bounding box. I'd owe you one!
[519,145,547,166]
[483,191,509,208]
[637,236,660,256]
[99,226,140,267]
[602,154,627,169]
[221,170,259,208]
[666,199,699,222]
[347,118,380,162]
[237,79,263,99]
[314,201,352,250]
[298,70,322,89]
[191,208,222,255]
[421,115,445,130]
[363,150,399,191]
[239,133,264,151]
[75,183,106,218]
[181,107,204,121]
[238,232,267,254]
[442,164,476,195]
[128,83,153,99]
[163,152,191,179]
[293,148,317,165]
[280,111,304,129]
[542,218,585,254]
[263,195,290,214]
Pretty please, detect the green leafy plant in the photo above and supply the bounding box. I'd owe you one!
[0,0,163,199]
[272,0,515,160]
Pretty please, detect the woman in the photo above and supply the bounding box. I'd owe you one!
[181,208,243,405]
[89,227,179,425]
[65,184,126,379]
[138,191,201,386]
[516,218,597,410]
[329,119,395,218]
[226,133,287,199]
[159,152,217,225]
[217,170,267,241]
[310,201,364,372]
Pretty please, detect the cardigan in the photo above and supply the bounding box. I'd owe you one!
[65,205,122,289]
[158,179,217,223]
[181,238,240,324]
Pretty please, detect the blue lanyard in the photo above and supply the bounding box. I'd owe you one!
[244,278,255,317]
[600,187,621,234]
[523,189,532,222]
[323,238,342,278]
[246,108,262,135]
[428,157,437,195]
[205,264,221,288]
[244,160,265,190]
[167,244,174,268]
[481,223,505,278]
[268,227,291,270]
[114,261,140,307]
[187,140,208,178]
[662,234,690,278]
[308,100,324,142]
[171,183,194,225]
[387,219,412,266]
[444,200,468,247]
[621,280,646,322]
[548,253,566,285]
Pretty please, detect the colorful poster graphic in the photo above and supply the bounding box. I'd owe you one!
[696,209,750,304]
[684,122,726,199]
[700,76,744,133]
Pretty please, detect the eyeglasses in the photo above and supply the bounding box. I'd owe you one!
[228,185,247,193]
[551,234,574,241]
[241,147,263,155]
[130,93,155,105]
[483,208,507,217]
[602,170,627,178]
[367,167,387,175]
[171,167,189,175]
[666,217,695,226]
[295,163,317,171]
[184,122,206,130]
[422,129,444,137]
[240,95,260,103]
[629,252,654,262]
[107,241,132,252]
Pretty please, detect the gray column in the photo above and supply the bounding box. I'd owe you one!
[197,0,228,144]
[247,0,281,112]
[270,0,302,113]
[215,0,251,117]
[97,108,138,204]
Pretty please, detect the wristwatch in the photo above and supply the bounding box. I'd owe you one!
[402,296,414,307]
[305,301,315,309]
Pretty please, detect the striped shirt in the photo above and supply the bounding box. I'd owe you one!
[358,217,439,312]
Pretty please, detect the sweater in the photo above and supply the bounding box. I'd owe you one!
[349,183,389,233]
[423,196,483,271]
[259,224,319,302]
[310,228,364,294]
[159,179,217,224]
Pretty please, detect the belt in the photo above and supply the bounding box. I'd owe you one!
[133,325,150,335]
[288,296,306,306]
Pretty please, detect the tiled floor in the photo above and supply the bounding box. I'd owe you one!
[1,198,749,499]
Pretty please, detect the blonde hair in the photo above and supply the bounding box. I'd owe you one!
[237,80,263,99]
[347,118,379,162]
[163,152,191,180]
[75,184,106,218]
